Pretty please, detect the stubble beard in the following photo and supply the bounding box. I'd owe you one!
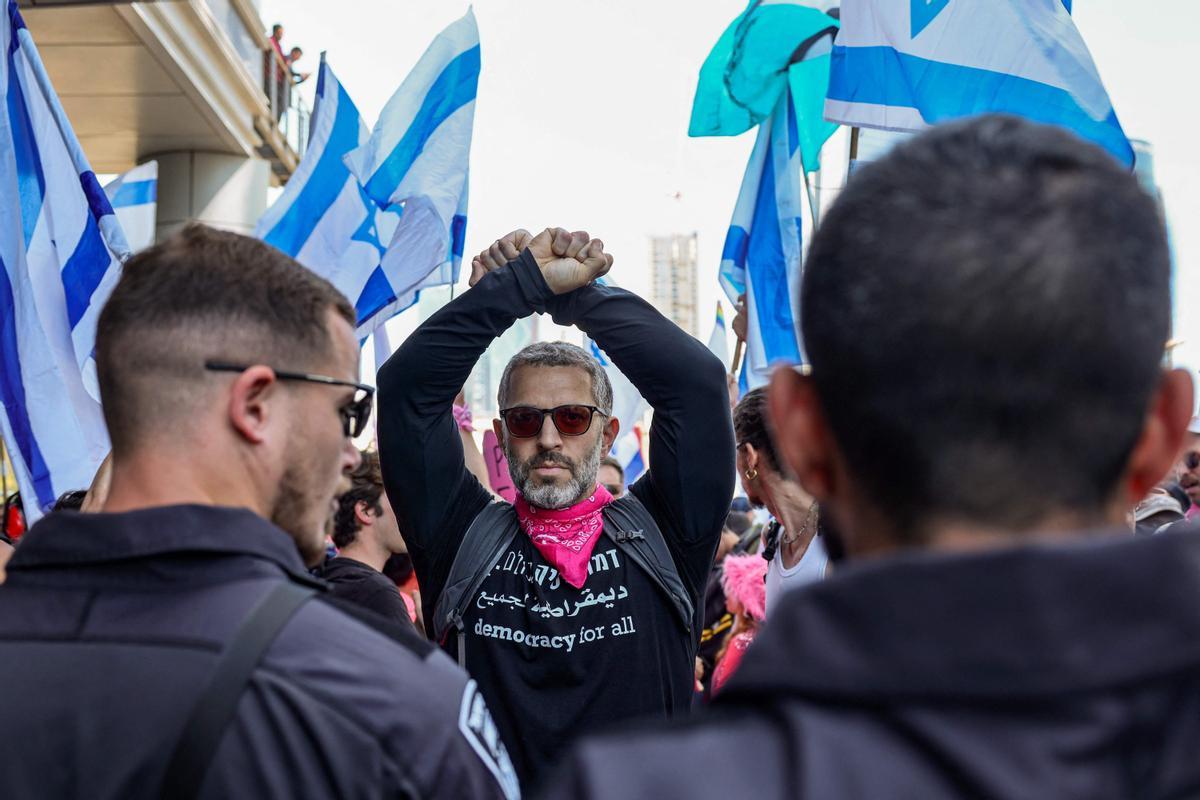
[504,431,605,510]
[271,451,330,567]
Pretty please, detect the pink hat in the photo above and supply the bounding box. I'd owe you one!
[721,553,768,622]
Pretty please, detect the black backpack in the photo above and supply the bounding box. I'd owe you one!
[432,493,696,666]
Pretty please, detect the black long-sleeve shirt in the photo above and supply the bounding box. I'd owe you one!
[378,250,734,789]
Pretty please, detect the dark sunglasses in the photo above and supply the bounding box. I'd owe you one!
[1187,452,1200,471]
[499,404,606,438]
[205,360,375,438]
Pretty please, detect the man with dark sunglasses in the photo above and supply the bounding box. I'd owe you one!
[0,224,517,799]
[378,227,734,791]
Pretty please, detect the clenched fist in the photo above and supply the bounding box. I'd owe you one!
[470,227,613,294]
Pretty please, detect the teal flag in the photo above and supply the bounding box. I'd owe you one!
[689,1,839,169]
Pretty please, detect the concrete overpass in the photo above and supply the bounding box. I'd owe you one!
[17,0,309,237]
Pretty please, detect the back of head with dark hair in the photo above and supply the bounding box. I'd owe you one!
[95,223,355,456]
[600,455,624,481]
[801,115,1170,537]
[733,387,780,472]
[333,450,384,549]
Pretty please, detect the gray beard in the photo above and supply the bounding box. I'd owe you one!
[503,431,605,510]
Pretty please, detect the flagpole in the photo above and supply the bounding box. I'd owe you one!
[731,340,745,375]
[801,167,819,228]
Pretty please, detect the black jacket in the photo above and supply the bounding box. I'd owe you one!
[542,528,1200,799]
[0,505,518,799]
[316,554,413,628]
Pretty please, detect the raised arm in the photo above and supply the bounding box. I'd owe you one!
[376,251,557,582]
[546,281,735,551]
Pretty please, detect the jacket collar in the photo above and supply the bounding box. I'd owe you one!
[727,526,1200,702]
[8,504,318,585]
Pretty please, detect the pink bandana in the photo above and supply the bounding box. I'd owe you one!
[515,484,614,589]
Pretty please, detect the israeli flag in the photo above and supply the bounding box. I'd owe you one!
[343,8,478,306]
[610,426,646,486]
[257,61,442,339]
[720,87,810,394]
[104,160,157,253]
[585,334,649,485]
[825,0,1133,166]
[1,3,129,519]
[705,302,729,370]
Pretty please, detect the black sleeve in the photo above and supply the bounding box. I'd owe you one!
[544,281,736,593]
[376,250,555,608]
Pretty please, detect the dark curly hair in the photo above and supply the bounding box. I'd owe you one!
[733,387,780,473]
[332,450,384,549]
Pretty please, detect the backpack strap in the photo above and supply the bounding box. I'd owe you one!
[431,501,521,663]
[604,494,696,637]
[161,581,315,800]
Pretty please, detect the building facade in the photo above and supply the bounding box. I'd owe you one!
[649,233,699,337]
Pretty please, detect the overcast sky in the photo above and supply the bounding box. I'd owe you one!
[263,0,1200,374]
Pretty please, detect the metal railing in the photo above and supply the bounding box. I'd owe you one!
[263,46,310,162]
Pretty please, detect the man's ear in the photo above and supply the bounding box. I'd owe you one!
[767,367,834,501]
[1122,368,1194,504]
[601,416,620,454]
[492,417,504,441]
[227,365,280,445]
[353,499,374,528]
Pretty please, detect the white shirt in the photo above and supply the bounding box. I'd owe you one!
[765,532,829,615]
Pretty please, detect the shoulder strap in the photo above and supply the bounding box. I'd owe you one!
[604,494,695,635]
[432,501,521,648]
[161,581,315,800]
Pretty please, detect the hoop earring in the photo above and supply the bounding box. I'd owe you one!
[744,468,758,481]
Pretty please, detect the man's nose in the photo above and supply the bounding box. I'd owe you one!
[536,414,563,450]
[343,439,362,472]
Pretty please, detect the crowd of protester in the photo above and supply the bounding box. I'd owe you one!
[2,114,1199,797]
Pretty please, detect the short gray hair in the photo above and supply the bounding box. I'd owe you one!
[498,342,613,415]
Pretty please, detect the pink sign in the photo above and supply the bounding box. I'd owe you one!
[482,430,516,502]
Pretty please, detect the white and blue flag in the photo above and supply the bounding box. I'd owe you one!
[343,8,478,306]
[824,0,1132,166]
[256,61,443,340]
[720,87,810,394]
[610,426,646,486]
[104,160,157,253]
[1,2,130,518]
[585,334,649,487]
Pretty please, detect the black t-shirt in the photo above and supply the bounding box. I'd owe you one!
[377,251,735,790]
[316,556,412,628]
[447,529,691,786]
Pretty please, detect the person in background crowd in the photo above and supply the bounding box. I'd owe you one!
[0,224,516,799]
[724,509,758,554]
[317,450,417,628]
[697,523,741,698]
[1133,487,1185,535]
[733,387,828,613]
[597,455,625,498]
[0,535,11,586]
[709,553,766,696]
[379,226,733,791]
[287,46,310,84]
[1173,417,1200,516]
[266,23,289,120]
[541,115,1194,800]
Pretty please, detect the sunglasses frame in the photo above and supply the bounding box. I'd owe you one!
[499,404,607,438]
[204,360,375,438]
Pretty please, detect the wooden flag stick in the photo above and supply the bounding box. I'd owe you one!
[730,339,745,376]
